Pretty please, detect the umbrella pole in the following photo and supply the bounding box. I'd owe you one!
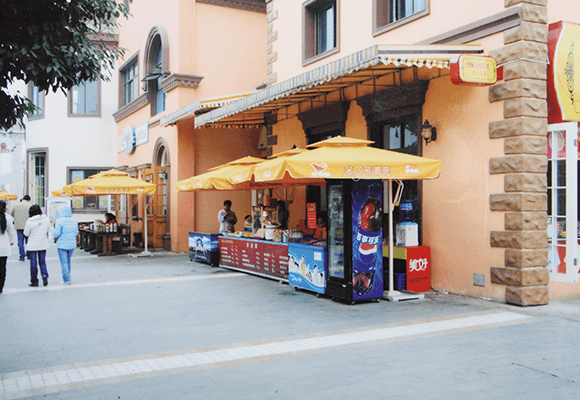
[131,194,153,257]
[384,181,402,300]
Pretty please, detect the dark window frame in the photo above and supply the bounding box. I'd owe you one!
[144,26,170,117]
[67,167,114,214]
[373,0,429,37]
[120,54,139,108]
[68,79,101,117]
[303,0,340,66]
[28,84,45,120]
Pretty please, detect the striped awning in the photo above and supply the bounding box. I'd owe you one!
[194,44,484,128]
[160,91,256,127]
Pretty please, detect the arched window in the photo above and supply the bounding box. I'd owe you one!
[144,26,169,116]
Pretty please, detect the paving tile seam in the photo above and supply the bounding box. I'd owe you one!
[0,272,244,294]
[0,311,534,399]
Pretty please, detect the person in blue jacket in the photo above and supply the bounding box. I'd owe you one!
[54,204,79,285]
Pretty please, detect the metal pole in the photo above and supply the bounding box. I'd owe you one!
[388,181,395,294]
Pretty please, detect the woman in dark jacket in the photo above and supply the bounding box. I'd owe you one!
[54,204,79,285]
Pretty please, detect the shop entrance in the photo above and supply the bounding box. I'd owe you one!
[547,122,579,283]
[370,114,422,240]
[143,166,168,249]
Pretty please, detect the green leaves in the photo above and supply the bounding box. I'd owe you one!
[0,0,132,130]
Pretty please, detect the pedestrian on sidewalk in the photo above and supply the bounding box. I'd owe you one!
[54,204,78,285]
[24,204,51,287]
[0,201,17,294]
[11,195,31,261]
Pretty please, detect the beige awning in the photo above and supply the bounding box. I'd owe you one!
[160,91,257,127]
[194,44,484,129]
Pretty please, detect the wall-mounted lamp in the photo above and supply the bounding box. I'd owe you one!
[421,120,437,145]
[157,170,167,180]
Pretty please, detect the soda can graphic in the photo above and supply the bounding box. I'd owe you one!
[353,196,382,296]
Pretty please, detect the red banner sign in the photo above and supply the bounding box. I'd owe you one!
[307,203,317,230]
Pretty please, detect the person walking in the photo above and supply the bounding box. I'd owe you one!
[24,204,51,287]
[54,204,78,285]
[11,195,31,261]
[0,201,17,294]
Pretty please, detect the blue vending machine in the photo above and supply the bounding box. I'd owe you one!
[325,179,384,304]
[288,241,327,295]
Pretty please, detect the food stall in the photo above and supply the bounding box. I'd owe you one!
[52,169,156,256]
[177,138,442,304]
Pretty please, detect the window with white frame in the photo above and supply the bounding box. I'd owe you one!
[28,84,44,119]
[69,80,99,116]
[28,150,47,208]
[374,0,428,35]
[303,0,339,65]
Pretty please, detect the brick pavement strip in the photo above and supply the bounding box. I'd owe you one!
[1,311,533,399]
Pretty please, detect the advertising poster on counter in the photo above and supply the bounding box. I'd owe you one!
[288,242,326,294]
[189,233,219,265]
[351,180,384,300]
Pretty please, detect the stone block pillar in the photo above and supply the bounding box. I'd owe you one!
[488,0,549,306]
[266,0,278,85]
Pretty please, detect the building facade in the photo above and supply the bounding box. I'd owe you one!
[114,0,267,252]
[24,52,118,222]
[191,0,580,305]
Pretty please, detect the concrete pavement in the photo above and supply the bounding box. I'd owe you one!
[1,244,579,399]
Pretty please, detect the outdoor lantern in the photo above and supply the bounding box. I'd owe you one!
[421,120,437,145]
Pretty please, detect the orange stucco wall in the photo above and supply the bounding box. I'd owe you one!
[266,0,525,300]
[115,0,267,253]
[271,0,506,82]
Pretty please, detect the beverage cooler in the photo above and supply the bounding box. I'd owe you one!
[326,180,384,304]
[189,232,220,267]
[288,241,327,295]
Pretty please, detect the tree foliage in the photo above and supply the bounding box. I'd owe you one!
[0,0,131,130]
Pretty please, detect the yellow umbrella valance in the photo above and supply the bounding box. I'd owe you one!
[70,174,156,195]
[0,190,17,201]
[253,137,442,182]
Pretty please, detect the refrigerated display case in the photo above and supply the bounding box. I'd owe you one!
[189,232,220,267]
[288,241,327,295]
[325,180,384,303]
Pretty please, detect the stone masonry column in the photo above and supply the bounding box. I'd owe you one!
[488,0,549,306]
[266,0,278,85]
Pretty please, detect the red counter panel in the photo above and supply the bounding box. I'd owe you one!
[219,237,289,280]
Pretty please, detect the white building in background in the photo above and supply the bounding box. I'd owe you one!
[0,80,27,202]
[25,61,119,221]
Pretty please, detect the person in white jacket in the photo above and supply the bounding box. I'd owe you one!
[0,200,17,294]
[24,204,51,287]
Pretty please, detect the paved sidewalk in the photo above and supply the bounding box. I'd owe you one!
[1,244,579,399]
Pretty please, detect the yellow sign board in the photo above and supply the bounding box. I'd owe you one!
[552,22,580,121]
[450,55,497,86]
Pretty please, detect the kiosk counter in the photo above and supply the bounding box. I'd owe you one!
[218,234,327,291]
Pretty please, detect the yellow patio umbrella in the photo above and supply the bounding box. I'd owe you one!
[52,170,130,197]
[228,148,326,188]
[70,171,156,196]
[0,190,17,201]
[51,185,74,198]
[252,136,443,300]
[253,137,442,182]
[176,156,266,191]
[70,169,157,255]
